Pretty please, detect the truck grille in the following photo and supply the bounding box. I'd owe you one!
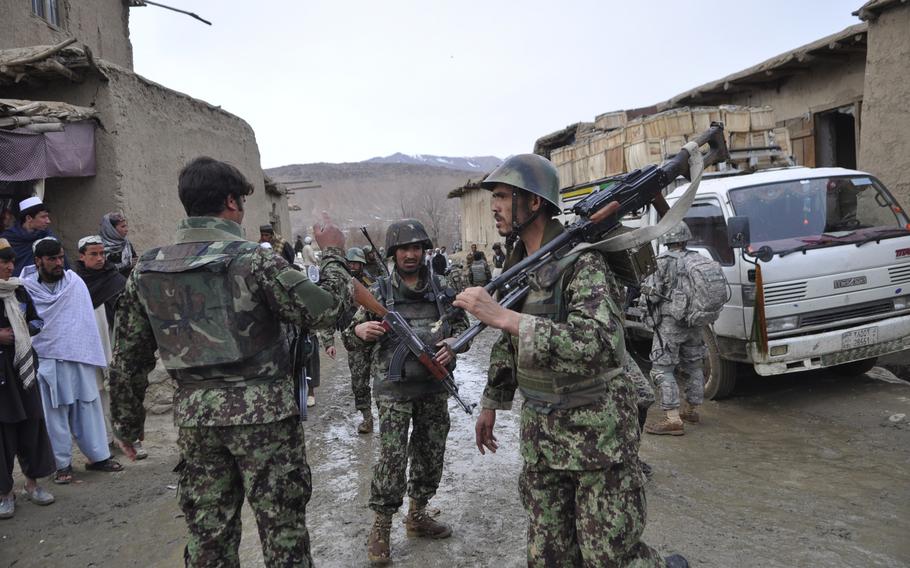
[799,299,894,327]
[889,265,910,285]
[764,281,807,304]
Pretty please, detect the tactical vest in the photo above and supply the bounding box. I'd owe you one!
[470,260,489,285]
[374,272,452,399]
[135,240,287,388]
[515,253,625,409]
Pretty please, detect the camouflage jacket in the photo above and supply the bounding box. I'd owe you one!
[483,219,641,472]
[342,266,469,401]
[109,217,351,441]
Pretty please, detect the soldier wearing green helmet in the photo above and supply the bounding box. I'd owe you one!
[317,246,377,433]
[361,244,385,280]
[455,154,684,567]
[342,218,470,565]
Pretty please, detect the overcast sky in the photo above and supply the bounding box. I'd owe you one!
[129,0,863,168]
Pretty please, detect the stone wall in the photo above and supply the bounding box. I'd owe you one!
[0,0,133,69]
[2,61,289,258]
[858,3,910,206]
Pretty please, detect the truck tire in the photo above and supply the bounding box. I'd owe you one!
[703,329,738,399]
[832,357,878,377]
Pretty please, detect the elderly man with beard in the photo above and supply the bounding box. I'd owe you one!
[21,238,121,484]
[74,236,148,459]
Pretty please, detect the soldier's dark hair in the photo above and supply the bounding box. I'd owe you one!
[18,204,48,224]
[473,251,483,261]
[178,157,255,217]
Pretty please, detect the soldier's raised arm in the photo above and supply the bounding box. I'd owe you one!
[253,215,353,330]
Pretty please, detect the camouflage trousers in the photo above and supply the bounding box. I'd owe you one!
[650,319,706,411]
[519,466,665,567]
[348,349,372,411]
[369,393,450,516]
[176,418,312,568]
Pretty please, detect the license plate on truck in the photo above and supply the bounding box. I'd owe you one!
[842,327,879,349]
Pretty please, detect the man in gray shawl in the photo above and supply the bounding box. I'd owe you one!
[99,212,137,277]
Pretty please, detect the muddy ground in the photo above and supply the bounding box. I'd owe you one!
[2,328,909,567]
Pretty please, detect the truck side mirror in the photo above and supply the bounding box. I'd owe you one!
[727,216,751,248]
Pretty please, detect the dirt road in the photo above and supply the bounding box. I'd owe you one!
[2,328,909,567]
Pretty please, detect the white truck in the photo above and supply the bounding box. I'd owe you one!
[599,165,910,398]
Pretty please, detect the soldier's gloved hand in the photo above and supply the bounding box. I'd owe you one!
[355,321,386,342]
[434,338,456,367]
[313,211,345,251]
[475,408,499,455]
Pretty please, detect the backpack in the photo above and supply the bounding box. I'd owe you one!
[666,250,728,327]
[470,260,490,285]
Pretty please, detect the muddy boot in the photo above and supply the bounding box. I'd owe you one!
[646,410,685,436]
[405,500,451,539]
[367,513,392,565]
[358,409,374,434]
[679,403,700,424]
[664,553,689,568]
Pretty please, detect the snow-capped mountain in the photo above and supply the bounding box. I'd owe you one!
[366,153,501,172]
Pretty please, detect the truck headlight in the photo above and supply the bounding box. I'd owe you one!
[766,315,799,333]
[742,284,756,307]
[894,295,910,311]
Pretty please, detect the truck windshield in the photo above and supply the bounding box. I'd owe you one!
[728,175,910,255]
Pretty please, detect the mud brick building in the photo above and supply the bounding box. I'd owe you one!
[0,0,290,258]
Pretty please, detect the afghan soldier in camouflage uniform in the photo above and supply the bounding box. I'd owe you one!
[320,247,376,433]
[108,157,352,568]
[455,154,687,568]
[641,222,706,437]
[342,219,469,565]
[362,244,386,282]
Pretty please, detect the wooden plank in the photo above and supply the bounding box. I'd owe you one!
[587,152,606,180]
[692,107,722,132]
[604,128,625,150]
[626,117,645,143]
[750,106,775,131]
[664,109,694,136]
[644,113,667,139]
[605,146,625,175]
[720,105,751,132]
[594,110,627,131]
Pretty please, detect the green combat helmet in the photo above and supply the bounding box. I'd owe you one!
[659,221,693,245]
[481,153,560,210]
[481,154,560,245]
[346,247,367,264]
[385,219,433,257]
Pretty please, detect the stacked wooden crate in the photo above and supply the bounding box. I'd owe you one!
[548,104,791,190]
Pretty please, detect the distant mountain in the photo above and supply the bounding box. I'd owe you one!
[366,153,501,173]
[266,161,486,251]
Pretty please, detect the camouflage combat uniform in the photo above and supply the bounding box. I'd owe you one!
[342,266,468,516]
[642,251,706,411]
[483,219,664,567]
[109,217,351,568]
[325,270,375,412]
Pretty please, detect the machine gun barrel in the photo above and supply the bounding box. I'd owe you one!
[451,122,729,342]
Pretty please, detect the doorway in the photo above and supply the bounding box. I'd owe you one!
[815,105,857,169]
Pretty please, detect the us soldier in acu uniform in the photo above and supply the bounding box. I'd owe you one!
[642,222,707,437]
[342,219,469,565]
[454,154,688,567]
[108,157,352,568]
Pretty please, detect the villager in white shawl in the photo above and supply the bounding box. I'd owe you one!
[21,238,122,481]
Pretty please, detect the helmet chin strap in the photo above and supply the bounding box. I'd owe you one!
[505,189,541,250]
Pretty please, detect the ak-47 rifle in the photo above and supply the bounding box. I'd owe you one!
[351,278,476,414]
[446,122,730,353]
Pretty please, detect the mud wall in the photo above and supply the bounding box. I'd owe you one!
[858,4,910,206]
[0,0,133,69]
[721,54,867,125]
[1,62,288,259]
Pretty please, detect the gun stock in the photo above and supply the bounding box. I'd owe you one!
[352,278,388,318]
